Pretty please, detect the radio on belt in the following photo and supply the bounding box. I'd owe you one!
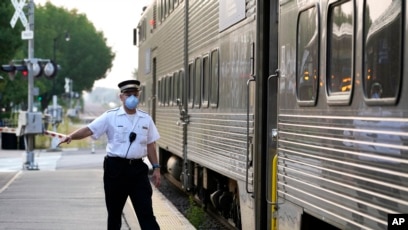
[17,111,43,135]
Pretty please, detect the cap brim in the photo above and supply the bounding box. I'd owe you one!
[120,85,140,92]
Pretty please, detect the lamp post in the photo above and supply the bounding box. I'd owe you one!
[52,31,70,95]
[49,32,70,151]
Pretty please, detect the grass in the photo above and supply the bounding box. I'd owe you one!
[186,196,205,228]
[35,117,107,150]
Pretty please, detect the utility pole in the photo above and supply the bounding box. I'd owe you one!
[49,32,69,151]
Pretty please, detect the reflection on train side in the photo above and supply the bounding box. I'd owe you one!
[340,77,351,92]
[364,0,402,100]
[343,114,403,164]
[342,112,407,225]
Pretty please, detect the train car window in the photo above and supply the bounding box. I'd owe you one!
[168,0,174,13]
[210,49,219,108]
[139,21,143,43]
[163,0,168,18]
[142,19,147,42]
[140,85,146,106]
[174,71,179,106]
[327,1,354,104]
[168,75,173,106]
[157,0,163,23]
[202,55,210,108]
[188,63,194,108]
[158,79,162,106]
[179,70,185,105]
[161,78,164,106]
[194,57,202,108]
[153,4,157,29]
[163,77,167,106]
[137,19,146,44]
[297,5,319,106]
[164,76,168,106]
[161,77,165,106]
[137,25,141,45]
[163,76,167,106]
[363,0,402,105]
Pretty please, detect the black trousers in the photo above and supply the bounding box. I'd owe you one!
[103,156,160,230]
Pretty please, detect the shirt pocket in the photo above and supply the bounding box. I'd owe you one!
[136,126,148,145]
[114,126,127,143]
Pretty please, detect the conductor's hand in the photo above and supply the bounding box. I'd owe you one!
[58,135,72,146]
[152,168,161,187]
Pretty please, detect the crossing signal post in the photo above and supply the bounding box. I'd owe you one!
[3,0,62,169]
[24,0,37,170]
[0,58,60,168]
[3,0,60,170]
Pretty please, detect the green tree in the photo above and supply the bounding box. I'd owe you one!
[0,2,115,112]
[0,0,25,114]
[33,2,115,110]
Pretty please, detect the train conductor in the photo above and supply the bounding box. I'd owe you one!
[58,79,161,230]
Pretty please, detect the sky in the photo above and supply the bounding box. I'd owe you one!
[34,0,152,89]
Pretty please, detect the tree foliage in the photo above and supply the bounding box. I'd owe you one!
[0,1,25,112]
[0,1,24,63]
[0,2,115,112]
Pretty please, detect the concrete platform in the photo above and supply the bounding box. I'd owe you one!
[0,149,195,230]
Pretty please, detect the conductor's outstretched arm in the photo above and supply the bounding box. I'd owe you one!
[58,127,93,146]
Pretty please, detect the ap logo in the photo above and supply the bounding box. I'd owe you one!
[388,214,408,230]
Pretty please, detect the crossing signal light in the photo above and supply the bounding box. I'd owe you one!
[43,61,58,79]
[21,69,28,77]
[1,64,16,80]
[32,62,43,78]
[1,64,23,80]
[1,64,29,78]
[0,64,16,73]
[0,60,58,79]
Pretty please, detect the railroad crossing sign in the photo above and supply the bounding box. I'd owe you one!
[10,0,28,29]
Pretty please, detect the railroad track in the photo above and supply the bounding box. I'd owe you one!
[160,173,236,230]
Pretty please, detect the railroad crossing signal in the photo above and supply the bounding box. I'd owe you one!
[10,0,28,29]
[10,0,34,40]
[1,63,28,79]
[0,60,59,80]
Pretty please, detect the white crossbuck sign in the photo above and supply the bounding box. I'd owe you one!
[10,0,28,29]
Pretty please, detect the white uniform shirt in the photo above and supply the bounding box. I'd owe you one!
[88,106,160,159]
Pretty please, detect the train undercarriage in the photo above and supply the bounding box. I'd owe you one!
[159,148,242,229]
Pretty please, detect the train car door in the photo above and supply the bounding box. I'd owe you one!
[254,0,279,229]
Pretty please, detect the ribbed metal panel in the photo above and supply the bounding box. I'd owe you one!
[187,112,254,182]
[277,114,408,229]
[156,107,184,158]
[155,6,185,76]
[138,3,186,157]
[188,1,219,55]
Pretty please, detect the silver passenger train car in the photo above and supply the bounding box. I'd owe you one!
[136,0,407,229]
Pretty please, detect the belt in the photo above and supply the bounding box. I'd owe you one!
[106,156,143,165]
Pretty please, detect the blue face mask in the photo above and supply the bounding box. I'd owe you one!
[125,95,139,110]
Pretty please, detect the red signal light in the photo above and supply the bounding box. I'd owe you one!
[22,69,28,77]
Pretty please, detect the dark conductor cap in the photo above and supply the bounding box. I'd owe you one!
[118,80,140,92]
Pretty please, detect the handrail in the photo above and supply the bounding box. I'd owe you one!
[265,70,281,230]
[246,76,256,194]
